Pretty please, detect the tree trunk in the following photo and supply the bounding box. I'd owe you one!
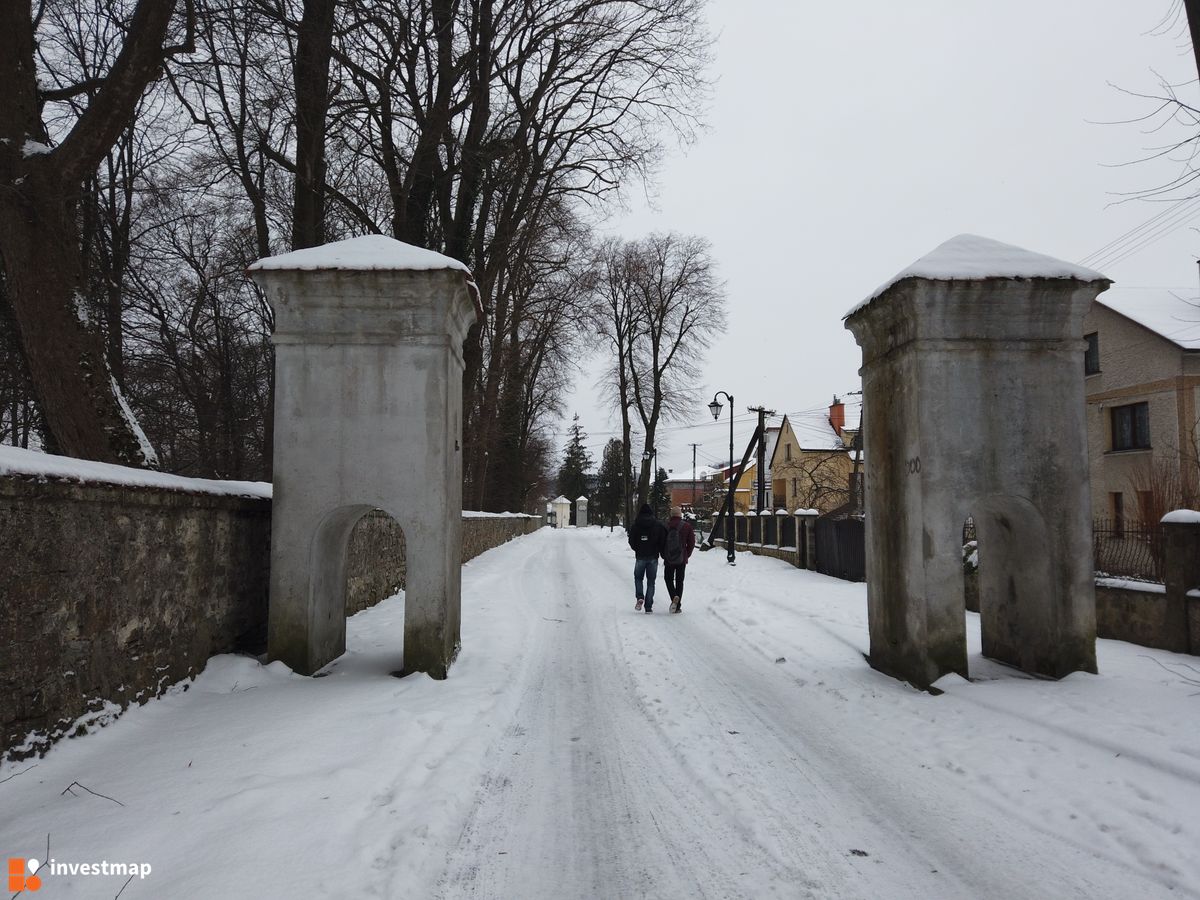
[291,0,337,249]
[0,0,179,466]
[0,181,148,464]
[1185,0,1200,85]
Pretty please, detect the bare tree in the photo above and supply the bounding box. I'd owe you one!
[0,0,194,465]
[593,237,644,522]
[2,0,712,499]
[772,449,854,514]
[595,233,726,509]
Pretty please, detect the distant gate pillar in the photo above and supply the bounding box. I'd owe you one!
[575,496,589,527]
[249,236,480,678]
[551,496,571,528]
[844,235,1108,688]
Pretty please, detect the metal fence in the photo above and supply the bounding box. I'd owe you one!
[1093,518,1164,583]
[963,517,1163,584]
[814,515,866,582]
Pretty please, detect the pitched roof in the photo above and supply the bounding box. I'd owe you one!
[1094,288,1200,351]
[665,465,720,484]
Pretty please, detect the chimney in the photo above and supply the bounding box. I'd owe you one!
[829,395,845,436]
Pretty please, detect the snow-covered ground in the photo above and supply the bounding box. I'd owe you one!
[1,528,1197,898]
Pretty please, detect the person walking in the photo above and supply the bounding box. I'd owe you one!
[662,506,696,614]
[627,503,666,613]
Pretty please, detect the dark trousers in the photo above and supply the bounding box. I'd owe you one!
[634,558,658,607]
[664,563,686,601]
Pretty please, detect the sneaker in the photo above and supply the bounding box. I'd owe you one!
[644,605,653,614]
[635,598,644,611]
[670,598,681,614]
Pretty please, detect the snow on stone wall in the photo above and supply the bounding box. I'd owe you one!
[1,470,541,761]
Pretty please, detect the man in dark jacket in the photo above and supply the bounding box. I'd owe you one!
[662,506,696,614]
[627,503,666,613]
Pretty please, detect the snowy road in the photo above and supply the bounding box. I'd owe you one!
[1,527,1197,899]
[434,530,1198,900]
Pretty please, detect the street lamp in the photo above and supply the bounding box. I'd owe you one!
[709,391,735,564]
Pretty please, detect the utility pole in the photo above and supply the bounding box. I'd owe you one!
[688,442,702,540]
[747,405,776,511]
[689,443,701,514]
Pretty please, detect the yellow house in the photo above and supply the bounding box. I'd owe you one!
[768,415,855,514]
[707,460,758,513]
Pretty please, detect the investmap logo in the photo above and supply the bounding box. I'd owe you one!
[8,856,153,892]
[8,858,42,892]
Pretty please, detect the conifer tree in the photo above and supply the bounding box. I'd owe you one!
[650,466,670,519]
[595,438,628,528]
[556,414,593,504]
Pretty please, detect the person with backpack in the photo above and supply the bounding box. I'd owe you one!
[627,503,666,613]
[662,506,696,614]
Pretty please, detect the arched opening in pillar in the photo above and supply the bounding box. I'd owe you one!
[962,496,1055,675]
[299,504,411,676]
[346,509,407,616]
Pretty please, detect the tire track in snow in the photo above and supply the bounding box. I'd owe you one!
[436,531,823,899]
[434,530,1190,899]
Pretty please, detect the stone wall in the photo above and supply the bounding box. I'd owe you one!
[1093,582,1198,654]
[1,473,540,761]
[345,511,542,615]
[966,568,1195,654]
[738,544,799,567]
[1,477,271,761]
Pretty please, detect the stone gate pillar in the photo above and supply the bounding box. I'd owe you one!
[249,235,480,678]
[844,235,1108,688]
[575,496,589,527]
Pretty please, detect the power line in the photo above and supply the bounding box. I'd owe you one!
[1078,195,1197,265]
[1094,203,1200,271]
[1079,195,1200,271]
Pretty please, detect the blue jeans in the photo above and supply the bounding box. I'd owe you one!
[634,558,659,607]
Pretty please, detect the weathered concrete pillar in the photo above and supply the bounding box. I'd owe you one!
[1161,511,1200,655]
[249,236,479,678]
[575,496,589,527]
[844,234,1108,688]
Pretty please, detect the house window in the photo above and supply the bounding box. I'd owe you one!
[1110,402,1150,451]
[1084,332,1100,375]
[785,444,792,461]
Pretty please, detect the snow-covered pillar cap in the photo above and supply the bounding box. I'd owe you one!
[249,234,482,323]
[844,234,1109,321]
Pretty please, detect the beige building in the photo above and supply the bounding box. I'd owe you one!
[1082,289,1200,526]
[705,398,861,515]
[709,460,758,513]
[768,412,855,514]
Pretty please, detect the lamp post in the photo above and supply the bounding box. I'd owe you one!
[708,391,735,564]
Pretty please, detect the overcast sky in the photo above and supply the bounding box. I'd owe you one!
[558,1,1200,477]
